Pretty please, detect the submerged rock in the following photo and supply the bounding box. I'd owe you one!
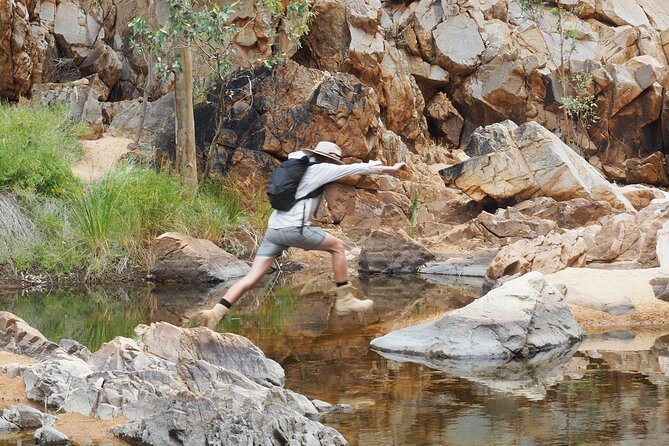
[370,272,584,359]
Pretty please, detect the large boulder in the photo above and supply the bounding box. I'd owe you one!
[315,183,412,241]
[370,272,585,359]
[52,0,104,64]
[581,198,669,267]
[79,43,123,89]
[596,0,651,27]
[149,232,250,283]
[301,0,429,149]
[425,92,464,147]
[218,61,383,161]
[107,93,174,143]
[475,208,558,244]
[2,316,347,445]
[439,121,636,212]
[433,14,485,75]
[0,311,60,358]
[359,229,435,274]
[2,404,55,430]
[619,184,668,210]
[639,0,669,31]
[511,197,614,229]
[486,230,587,282]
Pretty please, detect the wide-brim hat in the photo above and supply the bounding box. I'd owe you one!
[303,141,344,164]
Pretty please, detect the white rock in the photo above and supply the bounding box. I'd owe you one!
[596,0,651,27]
[637,0,669,31]
[370,272,584,359]
[433,14,485,74]
[34,425,70,444]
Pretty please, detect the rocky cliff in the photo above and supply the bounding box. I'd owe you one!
[3,0,668,183]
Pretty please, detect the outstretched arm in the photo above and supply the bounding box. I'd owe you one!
[306,161,408,191]
[370,162,408,174]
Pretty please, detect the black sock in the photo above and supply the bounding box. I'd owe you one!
[336,281,349,287]
[218,298,232,308]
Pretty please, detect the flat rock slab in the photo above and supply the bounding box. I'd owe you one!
[546,267,669,325]
[419,250,497,278]
[370,272,584,359]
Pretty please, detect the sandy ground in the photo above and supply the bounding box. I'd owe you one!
[73,134,132,182]
[0,351,127,444]
[547,267,669,327]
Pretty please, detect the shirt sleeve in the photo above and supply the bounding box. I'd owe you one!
[308,162,383,189]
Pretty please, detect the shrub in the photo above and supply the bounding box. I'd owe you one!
[0,103,84,197]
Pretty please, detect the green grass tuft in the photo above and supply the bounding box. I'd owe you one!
[0,103,85,197]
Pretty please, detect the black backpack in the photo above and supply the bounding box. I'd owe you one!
[267,156,324,211]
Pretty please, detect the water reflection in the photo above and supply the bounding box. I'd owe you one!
[374,341,582,401]
[2,275,669,445]
[0,286,154,351]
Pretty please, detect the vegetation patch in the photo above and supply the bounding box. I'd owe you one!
[0,105,266,280]
[0,103,85,197]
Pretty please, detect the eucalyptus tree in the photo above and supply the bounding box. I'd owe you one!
[129,0,315,187]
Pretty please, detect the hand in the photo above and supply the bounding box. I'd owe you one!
[392,162,408,171]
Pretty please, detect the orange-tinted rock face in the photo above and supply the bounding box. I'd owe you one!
[0,0,37,101]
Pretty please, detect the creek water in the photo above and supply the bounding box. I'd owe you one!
[2,275,669,445]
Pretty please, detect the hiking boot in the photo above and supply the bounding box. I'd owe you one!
[334,284,374,315]
[191,304,229,330]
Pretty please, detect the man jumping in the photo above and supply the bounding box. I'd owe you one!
[192,141,407,329]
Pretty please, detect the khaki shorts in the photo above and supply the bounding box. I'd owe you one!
[256,226,327,258]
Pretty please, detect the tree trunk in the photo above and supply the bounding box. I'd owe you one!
[133,58,152,146]
[174,45,198,188]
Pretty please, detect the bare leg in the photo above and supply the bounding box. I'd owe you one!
[191,256,275,328]
[220,256,276,306]
[313,233,348,283]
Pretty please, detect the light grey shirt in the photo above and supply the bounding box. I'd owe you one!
[267,150,382,229]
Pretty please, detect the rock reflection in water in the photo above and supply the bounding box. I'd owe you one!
[373,341,582,400]
[0,286,154,351]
